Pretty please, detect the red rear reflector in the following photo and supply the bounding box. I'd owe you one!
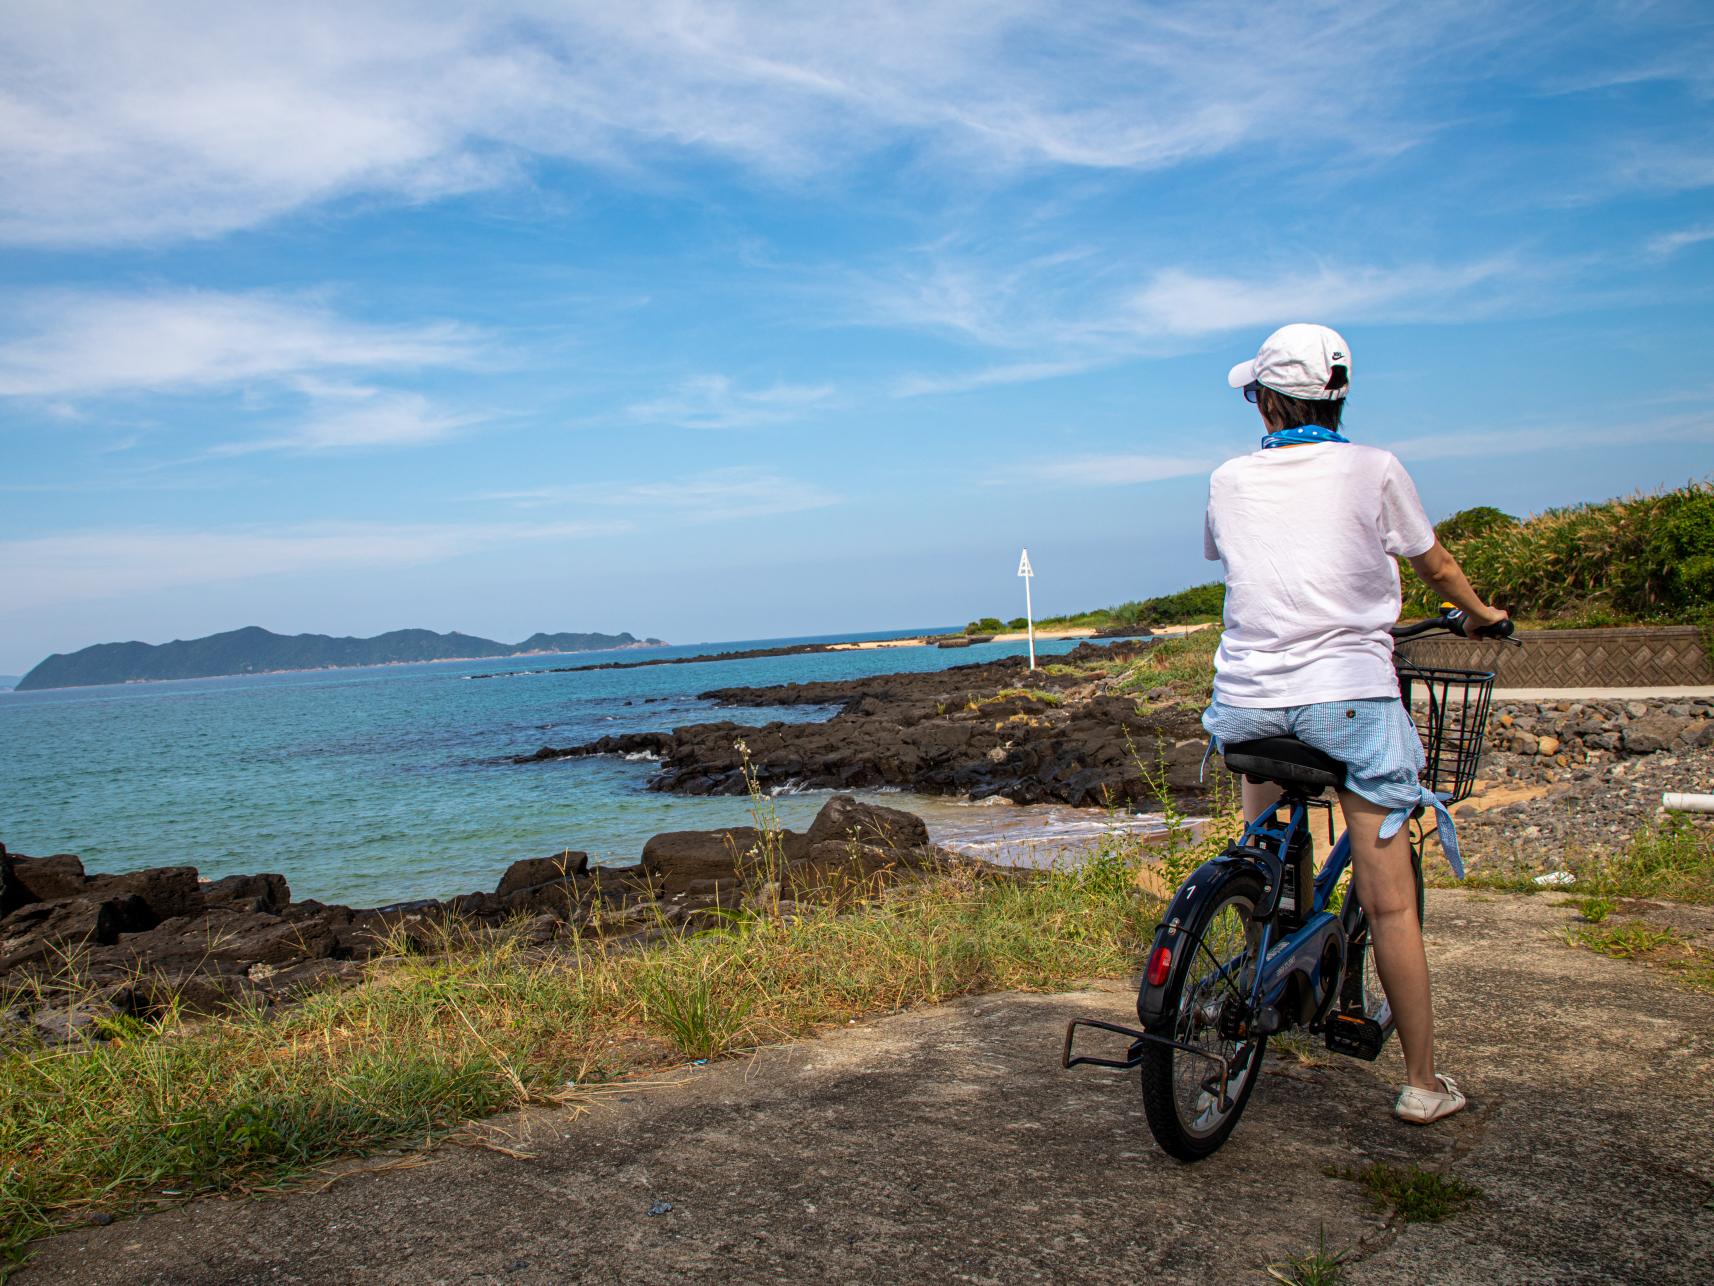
[1147,945,1173,986]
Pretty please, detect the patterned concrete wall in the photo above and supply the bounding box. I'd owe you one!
[1396,625,1714,688]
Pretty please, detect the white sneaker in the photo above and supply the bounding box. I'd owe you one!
[1395,1073,1466,1125]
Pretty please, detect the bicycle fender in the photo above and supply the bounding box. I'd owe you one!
[1137,851,1268,1030]
[1226,843,1287,919]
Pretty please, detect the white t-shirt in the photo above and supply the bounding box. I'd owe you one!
[1202,442,1437,708]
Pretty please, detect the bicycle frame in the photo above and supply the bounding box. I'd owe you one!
[1064,610,1510,1153]
[1065,791,1394,1076]
[1224,793,1382,1035]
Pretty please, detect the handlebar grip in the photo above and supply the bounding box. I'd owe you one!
[1469,617,1515,641]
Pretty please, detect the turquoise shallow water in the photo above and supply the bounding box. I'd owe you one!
[0,630,1151,906]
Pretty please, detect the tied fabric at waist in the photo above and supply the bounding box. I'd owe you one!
[1384,789,1463,879]
[1198,735,1465,879]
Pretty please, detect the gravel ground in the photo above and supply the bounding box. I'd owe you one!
[1454,741,1712,875]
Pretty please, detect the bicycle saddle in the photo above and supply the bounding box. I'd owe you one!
[1221,736,1347,791]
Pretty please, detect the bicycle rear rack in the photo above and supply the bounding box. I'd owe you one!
[1062,1018,1237,1111]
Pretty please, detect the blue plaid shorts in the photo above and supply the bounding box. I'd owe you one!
[1201,697,1463,876]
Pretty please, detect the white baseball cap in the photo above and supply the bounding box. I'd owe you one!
[1226,323,1351,400]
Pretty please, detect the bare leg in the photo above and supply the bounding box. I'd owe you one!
[1241,778,1283,822]
[1338,790,1437,1091]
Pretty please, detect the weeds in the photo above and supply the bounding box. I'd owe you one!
[1269,1032,1329,1068]
[1332,1162,1481,1223]
[0,843,1157,1263]
[1267,1226,1349,1285]
[1562,917,1714,995]
[1578,896,1614,924]
[1577,813,1714,905]
[995,687,1064,706]
[1451,812,1714,905]
[1565,919,1678,958]
[1128,732,1243,892]
[1115,626,1219,706]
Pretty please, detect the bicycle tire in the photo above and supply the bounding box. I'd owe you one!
[1139,871,1268,1161]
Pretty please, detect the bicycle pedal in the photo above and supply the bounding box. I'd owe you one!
[1323,1013,1387,1061]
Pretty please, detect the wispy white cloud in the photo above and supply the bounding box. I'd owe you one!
[1122,260,1519,338]
[207,388,477,456]
[0,289,473,398]
[624,375,834,430]
[1646,224,1714,259]
[0,1,1546,246]
[1027,452,1217,487]
[894,359,1100,398]
[0,289,482,454]
[885,253,1522,395]
[1387,412,1713,462]
[480,467,839,523]
[0,519,629,609]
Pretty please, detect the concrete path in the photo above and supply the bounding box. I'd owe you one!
[22,891,1714,1284]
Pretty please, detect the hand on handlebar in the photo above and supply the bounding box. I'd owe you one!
[1453,606,1513,641]
[1391,606,1518,642]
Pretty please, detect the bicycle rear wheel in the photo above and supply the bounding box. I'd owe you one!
[1139,872,1268,1161]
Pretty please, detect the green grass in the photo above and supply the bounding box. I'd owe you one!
[1114,626,1220,706]
[1564,919,1678,958]
[1332,1162,1481,1224]
[0,846,1159,1268]
[1450,812,1714,905]
[1267,1227,1350,1285]
[1562,917,1714,996]
[1578,896,1614,924]
[989,686,1064,707]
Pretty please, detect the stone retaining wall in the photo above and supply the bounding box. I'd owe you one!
[1398,625,1713,688]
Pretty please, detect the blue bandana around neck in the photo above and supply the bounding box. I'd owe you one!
[1261,425,1349,449]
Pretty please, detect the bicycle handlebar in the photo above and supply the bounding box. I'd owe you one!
[1390,610,1517,643]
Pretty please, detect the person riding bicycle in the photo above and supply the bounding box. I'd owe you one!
[1200,323,1508,1126]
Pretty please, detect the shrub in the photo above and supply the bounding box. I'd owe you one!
[1402,481,1714,628]
[1434,505,1517,544]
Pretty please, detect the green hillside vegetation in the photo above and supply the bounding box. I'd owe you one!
[970,480,1712,642]
[1400,480,1714,630]
[965,582,1225,634]
[16,626,662,691]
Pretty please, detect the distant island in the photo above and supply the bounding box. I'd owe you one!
[14,626,666,691]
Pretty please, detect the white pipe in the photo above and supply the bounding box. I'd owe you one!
[1661,793,1714,813]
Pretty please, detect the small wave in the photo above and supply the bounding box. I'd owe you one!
[623,750,662,762]
[768,778,813,796]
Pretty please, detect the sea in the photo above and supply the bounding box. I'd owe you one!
[0,630,1169,907]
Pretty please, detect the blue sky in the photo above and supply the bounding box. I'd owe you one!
[3,1,1712,674]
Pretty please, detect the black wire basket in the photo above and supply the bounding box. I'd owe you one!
[1395,662,1497,804]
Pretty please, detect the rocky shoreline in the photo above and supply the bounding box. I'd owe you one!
[0,795,957,1045]
[516,640,1210,806]
[8,635,1708,1047]
[469,628,1150,679]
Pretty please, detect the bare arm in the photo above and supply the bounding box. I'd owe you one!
[1406,542,1508,629]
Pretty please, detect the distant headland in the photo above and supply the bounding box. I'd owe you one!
[14,626,666,691]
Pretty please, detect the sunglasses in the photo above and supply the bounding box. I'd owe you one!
[1242,381,1262,404]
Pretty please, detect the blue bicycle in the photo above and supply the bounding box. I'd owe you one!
[1064,610,1514,1160]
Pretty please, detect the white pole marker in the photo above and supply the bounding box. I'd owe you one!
[1018,548,1036,671]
